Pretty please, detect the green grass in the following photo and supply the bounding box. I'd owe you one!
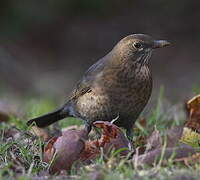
[0,91,200,180]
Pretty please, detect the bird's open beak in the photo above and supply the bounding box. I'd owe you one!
[153,40,170,49]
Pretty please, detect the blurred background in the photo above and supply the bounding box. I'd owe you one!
[0,0,200,105]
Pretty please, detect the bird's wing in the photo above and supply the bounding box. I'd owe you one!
[70,57,107,100]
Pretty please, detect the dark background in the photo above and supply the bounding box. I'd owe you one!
[0,0,200,104]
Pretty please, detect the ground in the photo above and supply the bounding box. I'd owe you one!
[0,89,200,180]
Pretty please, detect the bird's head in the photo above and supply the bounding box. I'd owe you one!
[115,34,170,66]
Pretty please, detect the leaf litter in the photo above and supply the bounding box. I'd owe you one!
[1,95,200,178]
[24,95,200,175]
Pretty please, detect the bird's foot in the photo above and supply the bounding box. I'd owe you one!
[128,140,135,152]
[126,129,135,152]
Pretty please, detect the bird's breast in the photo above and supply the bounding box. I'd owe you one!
[75,64,152,124]
[101,65,152,113]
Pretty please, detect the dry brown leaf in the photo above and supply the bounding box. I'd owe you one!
[185,94,200,132]
[79,140,101,162]
[80,121,130,161]
[93,121,130,156]
[44,129,88,174]
[43,137,58,163]
[132,95,200,167]
[146,127,162,152]
[133,143,197,166]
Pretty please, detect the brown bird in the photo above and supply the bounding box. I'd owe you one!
[27,34,170,141]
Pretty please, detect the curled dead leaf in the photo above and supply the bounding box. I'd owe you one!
[185,94,200,132]
[93,121,130,156]
[43,137,58,163]
[79,140,101,162]
[80,121,130,162]
[44,129,88,174]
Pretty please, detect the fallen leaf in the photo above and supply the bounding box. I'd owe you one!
[146,127,162,152]
[133,143,197,166]
[79,140,101,162]
[43,137,58,163]
[134,94,200,167]
[80,121,130,162]
[44,129,88,174]
[185,94,200,132]
[43,121,130,174]
[93,121,130,156]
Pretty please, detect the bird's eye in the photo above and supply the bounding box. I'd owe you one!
[133,42,142,49]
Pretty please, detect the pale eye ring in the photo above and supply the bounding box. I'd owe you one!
[133,42,142,49]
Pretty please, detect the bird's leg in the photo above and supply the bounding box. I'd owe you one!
[84,121,101,138]
[126,128,135,151]
[84,121,92,134]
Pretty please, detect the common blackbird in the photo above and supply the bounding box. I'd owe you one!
[27,34,170,141]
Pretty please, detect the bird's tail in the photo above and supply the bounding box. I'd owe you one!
[27,107,68,128]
